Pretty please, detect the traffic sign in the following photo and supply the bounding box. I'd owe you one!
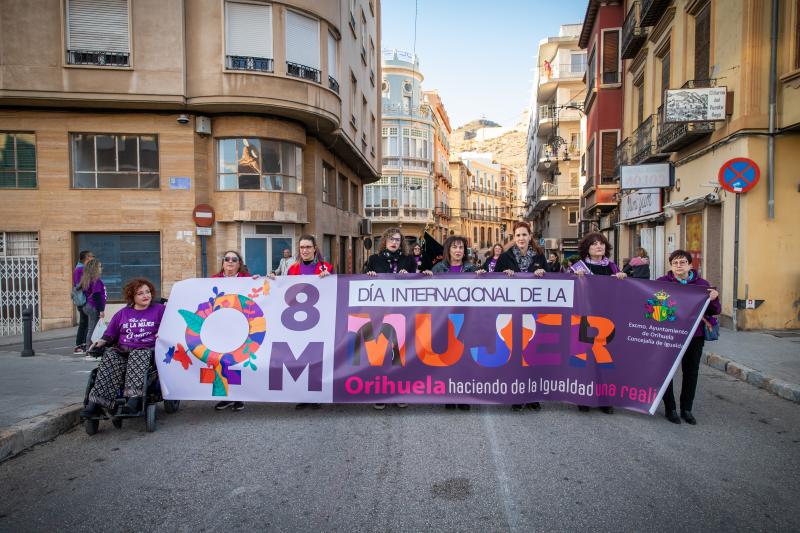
[718,158,760,194]
[192,204,215,227]
[196,227,212,236]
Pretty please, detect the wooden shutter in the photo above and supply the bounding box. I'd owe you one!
[67,0,129,52]
[286,10,320,69]
[602,30,620,83]
[226,2,272,58]
[694,4,711,81]
[601,131,618,182]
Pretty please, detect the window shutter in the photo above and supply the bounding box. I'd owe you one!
[601,131,618,181]
[327,32,338,80]
[694,4,711,81]
[67,0,129,52]
[226,2,273,58]
[602,30,619,83]
[661,51,671,104]
[286,10,320,69]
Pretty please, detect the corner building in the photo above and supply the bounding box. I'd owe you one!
[0,0,381,333]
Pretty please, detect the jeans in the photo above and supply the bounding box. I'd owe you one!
[84,305,100,349]
[75,305,89,347]
[663,336,705,412]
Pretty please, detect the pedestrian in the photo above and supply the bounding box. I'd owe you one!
[411,243,423,271]
[623,248,651,279]
[212,250,250,411]
[494,221,545,412]
[482,243,504,272]
[273,248,296,276]
[545,251,564,273]
[658,249,720,425]
[572,232,626,414]
[80,278,165,418]
[79,259,106,357]
[287,234,332,409]
[432,235,484,411]
[72,250,94,355]
[365,227,416,410]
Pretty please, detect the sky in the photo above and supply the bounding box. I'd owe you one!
[380,0,588,129]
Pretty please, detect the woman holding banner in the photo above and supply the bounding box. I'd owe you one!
[494,222,545,412]
[482,243,504,273]
[573,232,625,414]
[658,250,720,425]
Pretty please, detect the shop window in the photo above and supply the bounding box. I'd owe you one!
[72,134,159,189]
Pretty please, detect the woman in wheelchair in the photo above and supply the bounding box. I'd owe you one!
[80,278,166,418]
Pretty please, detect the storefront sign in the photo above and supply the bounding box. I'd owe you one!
[621,189,662,221]
[664,86,727,123]
[620,163,674,190]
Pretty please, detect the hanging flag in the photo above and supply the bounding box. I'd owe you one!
[420,232,443,271]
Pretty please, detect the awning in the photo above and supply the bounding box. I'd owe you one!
[663,195,706,212]
[615,212,667,226]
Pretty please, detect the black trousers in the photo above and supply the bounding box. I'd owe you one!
[75,305,88,347]
[663,336,705,412]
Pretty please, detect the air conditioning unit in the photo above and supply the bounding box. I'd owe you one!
[360,219,373,235]
[544,238,559,250]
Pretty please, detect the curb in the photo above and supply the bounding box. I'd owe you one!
[0,329,76,348]
[0,403,82,463]
[704,351,800,404]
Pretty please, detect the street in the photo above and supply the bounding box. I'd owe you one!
[1,365,798,532]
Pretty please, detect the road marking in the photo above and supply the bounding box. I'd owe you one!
[481,410,521,533]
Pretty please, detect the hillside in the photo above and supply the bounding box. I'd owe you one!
[450,110,530,182]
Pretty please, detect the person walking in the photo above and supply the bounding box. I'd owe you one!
[482,243,504,273]
[72,250,94,354]
[79,259,106,357]
[545,252,564,273]
[658,250,720,425]
[572,232,626,414]
[623,247,651,279]
[494,221,546,412]
[274,248,296,276]
[365,227,417,410]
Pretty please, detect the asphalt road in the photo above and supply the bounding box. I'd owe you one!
[1,366,799,532]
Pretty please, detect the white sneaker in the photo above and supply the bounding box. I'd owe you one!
[84,354,98,361]
[397,403,408,408]
[373,403,386,410]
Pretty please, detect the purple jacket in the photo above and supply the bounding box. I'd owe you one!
[657,270,721,337]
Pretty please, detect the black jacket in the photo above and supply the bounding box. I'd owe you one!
[494,247,547,273]
[364,253,417,274]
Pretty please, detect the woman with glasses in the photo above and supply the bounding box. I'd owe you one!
[657,250,720,425]
[411,243,423,271]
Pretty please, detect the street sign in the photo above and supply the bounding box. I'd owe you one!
[539,238,545,246]
[718,158,760,194]
[196,227,212,236]
[192,204,215,227]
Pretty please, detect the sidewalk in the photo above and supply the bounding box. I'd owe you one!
[0,325,798,462]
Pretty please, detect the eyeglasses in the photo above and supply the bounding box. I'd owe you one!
[299,245,314,250]
[387,237,402,243]
[224,256,240,263]
[671,260,690,266]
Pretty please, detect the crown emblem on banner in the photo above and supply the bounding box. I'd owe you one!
[645,289,677,322]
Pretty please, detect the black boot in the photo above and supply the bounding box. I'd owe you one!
[80,402,102,418]
[666,410,681,424]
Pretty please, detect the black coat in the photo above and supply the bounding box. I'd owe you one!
[364,253,417,274]
[494,248,547,273]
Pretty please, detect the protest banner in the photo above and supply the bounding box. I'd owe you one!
[155,274,710,414]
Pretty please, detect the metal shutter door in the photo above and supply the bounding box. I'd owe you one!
[67,0,129,52]
[285,10,320,69]
[226,2,273,58]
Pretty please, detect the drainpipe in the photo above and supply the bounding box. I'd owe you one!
[767,0,778,219]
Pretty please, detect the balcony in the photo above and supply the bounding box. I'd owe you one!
[67,50,129,67]
[382,102,432,119]
[640,0,671,26]
[622,2,647,59]
[631,114,669,164]
[286,62,321,83]
[365,207,433,223]
[328,76,339,93]
[656,82,717,153]
[614,137,630,178]
[434,206,452,219]
[531,181,580,213]
[382,155,432,172]
[540,63,587,84]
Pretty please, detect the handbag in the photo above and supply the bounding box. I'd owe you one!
[71,285,86,306]
[702,317,719,341]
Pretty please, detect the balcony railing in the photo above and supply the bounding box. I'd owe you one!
[382,102,432,119]
[640,0,671,26]
[434,206,452,218]
[540,63,587,84]
[226,55,273,73]
[656,102,715,153]
[630,114,668,164]
[365,207,433,222]
[621,2,647,59]
[614,137,630,178]
[286,61,321,83]
[67,50,129,67]
[329,76,339,93]
[382,156,432,172]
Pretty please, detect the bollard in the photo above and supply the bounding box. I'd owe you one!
[20,306,35,357]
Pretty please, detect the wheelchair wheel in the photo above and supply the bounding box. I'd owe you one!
[163,400,180,414]
[145,403,157,432]
[84,418,99,436]
[111,417,123,429]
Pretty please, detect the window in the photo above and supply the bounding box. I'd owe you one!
[350,72,358,129]
[327,32,338,91]
[568,207,578,225]
[337,173,348,210]
[586,139,595,186]
[0,133,36,188]
[694,3,711,81]
[225,1,273,72]
[601,29,621,84]
[600,131,619,184]
[76,232,160,301]
[361,95,368,144]
[660,49,671,105]
[369,38,376,85]
[360,11,368,63]
[285,10,320,82]
[570,52,587,73]
[586,47,596,94]
[322,163,333,204]
[634,75,645,125]
[66,0,130,66]
[217,138,302,192]
[370,114,376,155]
[348,0,357,34]
[350,182,359,214]
[72,134,158,189]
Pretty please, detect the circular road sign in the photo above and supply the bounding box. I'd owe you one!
[718,157,760,194]
[192,204,215,227]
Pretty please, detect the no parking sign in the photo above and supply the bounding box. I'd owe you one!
[718,158,760,194]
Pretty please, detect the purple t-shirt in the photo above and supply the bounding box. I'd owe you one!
[102,303,166,350]
[448,265,464,273]
[298,261,317,275]
[72,264,83,287]
[83,278,107,311]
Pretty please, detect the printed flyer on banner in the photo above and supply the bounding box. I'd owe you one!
[155,274,711,414]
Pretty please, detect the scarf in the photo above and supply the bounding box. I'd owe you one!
[585,256,610,267]
[677,271,695,284]
[512,245,536,272]
[382,249,403,274]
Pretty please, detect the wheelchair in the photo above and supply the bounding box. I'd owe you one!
[81,345,180,435]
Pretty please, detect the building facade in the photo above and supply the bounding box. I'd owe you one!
[366,50,434,248]
[460,153,506,251]
[447,159,472,240]
[0,0,381,333]
[612,0,800,329]
[525,24,585,257]
[424,90,453,244]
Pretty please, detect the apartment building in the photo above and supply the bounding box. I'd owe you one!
[424,90,453,244]
[460,153,506,251]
